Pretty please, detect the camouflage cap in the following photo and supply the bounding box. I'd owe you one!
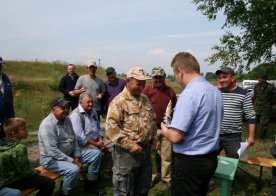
[86,60,97,68]
[127,67,151,80]
[151,66,166,77]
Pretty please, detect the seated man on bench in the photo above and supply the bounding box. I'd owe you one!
[0,117,55,195]
[38,97,105,196]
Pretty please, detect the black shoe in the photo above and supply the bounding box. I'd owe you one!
[84,180,106,195]
[59,181,68,196]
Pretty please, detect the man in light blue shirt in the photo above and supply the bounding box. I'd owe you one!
[70,92,104,149]
[161,52,223,196]
[38,97,105,195]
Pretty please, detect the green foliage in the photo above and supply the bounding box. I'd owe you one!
[193,0,276,72]
[205,72,217,80]
[248,62,276,80]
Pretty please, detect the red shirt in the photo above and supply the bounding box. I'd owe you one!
[142,85,177,128]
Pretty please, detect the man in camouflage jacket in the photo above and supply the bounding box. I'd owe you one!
[106,67,158,196]
[253,74,275,139]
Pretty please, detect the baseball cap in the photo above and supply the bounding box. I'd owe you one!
[127,67,151,80]
[106,67,115,75]
[215,67,235,76]
[151,66,166,77]
[50,97,70,109]
[86,60,97,68]
[0,57,5,64]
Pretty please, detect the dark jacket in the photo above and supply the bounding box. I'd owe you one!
[58,73,79,102]
[0,73,15,138]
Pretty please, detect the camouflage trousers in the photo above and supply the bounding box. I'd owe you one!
[256,109,271,138]
[112,143,152,196]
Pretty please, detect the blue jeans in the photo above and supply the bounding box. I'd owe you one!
[0,188,21,196]
[40,145,101,194]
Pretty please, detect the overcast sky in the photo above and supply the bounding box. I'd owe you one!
[0,0,228,75]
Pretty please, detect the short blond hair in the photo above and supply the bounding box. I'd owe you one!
[4,117,26,138]
[171,52,200,74]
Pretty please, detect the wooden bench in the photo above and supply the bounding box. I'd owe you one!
[22,166,61,196]
[220,151,272,183]
[239,156,272,183]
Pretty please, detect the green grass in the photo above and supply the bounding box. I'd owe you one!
[5,60,107,131]
[4,60,276,195]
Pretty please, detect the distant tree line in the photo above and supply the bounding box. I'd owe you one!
[205,62,276,81]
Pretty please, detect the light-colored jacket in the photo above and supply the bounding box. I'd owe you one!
[106,87,157,150]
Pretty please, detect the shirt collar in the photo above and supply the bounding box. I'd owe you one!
[50,113,59,125]
[185,76,204,90]
[78,105,96,118]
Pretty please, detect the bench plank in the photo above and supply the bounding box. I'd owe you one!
[240,156,272,168]
[22,166,60,196]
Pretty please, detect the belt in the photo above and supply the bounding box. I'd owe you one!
[174,151,217,158]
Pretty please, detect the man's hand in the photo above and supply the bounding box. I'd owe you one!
[247,136,255,147]
[74,87,86,96]
[95,140,105,150]
[34,168,41,174]
[72,157,81,168]
[129,143,143,154]
[68,90,76,97]
[152,139,160,150]
[96,93,104,99]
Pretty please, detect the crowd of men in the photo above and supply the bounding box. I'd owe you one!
[0,54,275,196]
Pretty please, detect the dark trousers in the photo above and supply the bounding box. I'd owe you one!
[172,151,218,196]
[219,133,241,159]
[7,174,55,196]
[272,167,276,196]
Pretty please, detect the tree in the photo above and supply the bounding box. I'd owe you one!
[247,62,276,80]
[193,0,276,72]
[205,72,217,80]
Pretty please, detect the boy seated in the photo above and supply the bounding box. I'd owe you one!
[0,117,55,195]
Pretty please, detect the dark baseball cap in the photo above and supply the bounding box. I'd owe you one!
[257,74,268,80]
[50,97,70,109]
[0,57,5,64]
[215,67,235,76]
[106,67,115,75]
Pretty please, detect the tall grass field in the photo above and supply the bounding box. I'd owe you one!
[4,60,276,195]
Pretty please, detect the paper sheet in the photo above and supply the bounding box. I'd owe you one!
[237,141,249,159]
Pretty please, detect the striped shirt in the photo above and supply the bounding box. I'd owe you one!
[220,86,256,135]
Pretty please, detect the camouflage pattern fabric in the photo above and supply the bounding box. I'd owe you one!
[254,82,274,137]
[106,87,157,150]
[0,138,34,186]
[254,82,274,113]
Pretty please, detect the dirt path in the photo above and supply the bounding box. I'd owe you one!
[27,142,40,163]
